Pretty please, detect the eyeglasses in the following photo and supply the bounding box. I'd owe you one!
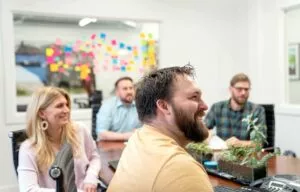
[233,86,250,92]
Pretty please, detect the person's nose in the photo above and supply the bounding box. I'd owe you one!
[199,100,208,111]
[63,105,69,113]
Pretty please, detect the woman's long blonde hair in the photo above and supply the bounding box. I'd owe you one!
[26,86,80,171]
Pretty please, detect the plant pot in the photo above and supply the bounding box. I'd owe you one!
[218,159,267,182]
[187,149,213,164]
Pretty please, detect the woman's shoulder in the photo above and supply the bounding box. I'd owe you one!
[19,139,35,154]
[73,121,90,135]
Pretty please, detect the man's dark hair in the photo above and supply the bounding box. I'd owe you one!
[135,65,195,122]
[114,76,133,88]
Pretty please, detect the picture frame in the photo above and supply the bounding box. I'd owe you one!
[288,44,300,80]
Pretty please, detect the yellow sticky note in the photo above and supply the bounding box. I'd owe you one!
[50,63,59,72]
[140,33,145,39]
[63,64,69,69]
[75,66,81,71]
[106,46,112,52]
[45,48,54,57]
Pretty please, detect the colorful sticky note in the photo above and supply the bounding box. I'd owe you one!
[64,46,72,53]
[112,58,118,64]
[106,46,112,52]
[55,38,62,45]
[140,33,146,39]
[91,34,96,40]
[45,48,54,57]
[111,40,117,46]
[126,46,132,51]
[55,57,61,62]
[120,66,126,72]
[46,57,54,64]
[119,42,125,49]
[100,33,106,39]
[148,33,153,39]
[75,66,81,71]
[50,63,59,72]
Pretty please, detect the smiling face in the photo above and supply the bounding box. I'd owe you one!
[39,94,70,129]
[169,75,209,142]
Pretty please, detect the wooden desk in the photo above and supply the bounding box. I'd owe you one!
[98,141,300,187]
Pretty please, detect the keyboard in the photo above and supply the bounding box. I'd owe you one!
[214,186,270,192]
[206,168,251,185]
[214,186,236,192]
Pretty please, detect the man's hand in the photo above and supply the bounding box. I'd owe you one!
[83,183,97,192]
[226,136,253,147]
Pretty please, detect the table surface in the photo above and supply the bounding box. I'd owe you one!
[97,141,300,188]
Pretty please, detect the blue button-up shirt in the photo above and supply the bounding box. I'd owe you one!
[96,96,142,140]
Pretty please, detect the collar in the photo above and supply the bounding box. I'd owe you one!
[116,97,136,108]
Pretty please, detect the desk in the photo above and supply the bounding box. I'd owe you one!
[97,141,300,188]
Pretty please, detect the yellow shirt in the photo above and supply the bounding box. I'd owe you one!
[108,125,213,192]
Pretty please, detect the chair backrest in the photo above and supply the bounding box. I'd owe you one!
[259,104,275,151]
[8,129,28,176]
[91,90,103,140]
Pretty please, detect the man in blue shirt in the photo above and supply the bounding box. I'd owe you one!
[96,77,142,141]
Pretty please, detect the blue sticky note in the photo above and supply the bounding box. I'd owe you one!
[126,46,132,51]
[141,46,147,52]
[119,42,125,49]
[100,33,106,39]
[120,66,126,72]
[64,46,72,52]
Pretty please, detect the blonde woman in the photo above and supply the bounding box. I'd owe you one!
[18,87,101,192]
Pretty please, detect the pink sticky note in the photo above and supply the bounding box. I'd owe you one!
[46,57,54,64]
[55,38,62,45]
[111,40,117,46]
[91,34,96,40]
[59,67,65,73]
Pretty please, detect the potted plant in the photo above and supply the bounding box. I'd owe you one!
[186,142,213,164]
[218,113,280,182]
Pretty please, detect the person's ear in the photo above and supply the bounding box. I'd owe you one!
[156,99,171,115]
[38,110,46,119]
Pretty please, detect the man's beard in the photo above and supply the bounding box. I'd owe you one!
[121,94,133,104]
[232,94,248,106]
[172,103,208,143]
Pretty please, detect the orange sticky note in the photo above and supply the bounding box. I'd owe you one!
[50,63,59,72]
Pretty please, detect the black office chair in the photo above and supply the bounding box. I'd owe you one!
[259,104,275,152]
[8,129,28,176]
[91,90,103,140]
[8,129,65,191]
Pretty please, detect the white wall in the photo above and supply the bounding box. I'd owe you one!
[0,0,251,191]
[3,0,300,191]
[286,8,300,104]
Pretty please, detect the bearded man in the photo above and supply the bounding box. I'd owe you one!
[204,73,266,147]
[96,76,142,141]
[108,65,213,192]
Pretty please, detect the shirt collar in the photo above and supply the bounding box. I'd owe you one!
[116,97,136,108]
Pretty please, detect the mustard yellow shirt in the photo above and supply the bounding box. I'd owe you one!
[108,125,213,192]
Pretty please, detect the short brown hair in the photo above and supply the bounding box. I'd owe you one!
[114,76,133,88]
[230,73,251,86]
[135,65,195,122]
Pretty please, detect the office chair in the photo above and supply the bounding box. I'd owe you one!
[8,129,28,176]
[91,90,103,140]
[259,104,275,152]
